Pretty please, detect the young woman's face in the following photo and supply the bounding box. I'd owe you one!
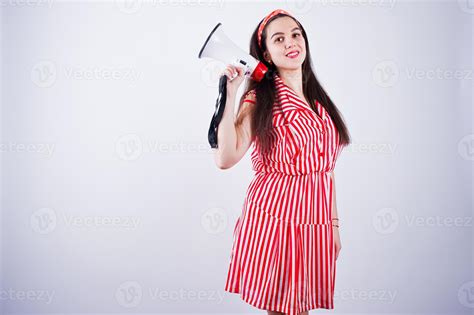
[264,16,306,71]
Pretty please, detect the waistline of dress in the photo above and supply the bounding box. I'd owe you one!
[254,169,333,176]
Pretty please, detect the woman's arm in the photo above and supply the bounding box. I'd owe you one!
[331,171,339,220]
[331,171,342,260]
[213,90,256,169]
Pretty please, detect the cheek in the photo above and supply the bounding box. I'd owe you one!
[297,38,306,48]
[268,46,280,58]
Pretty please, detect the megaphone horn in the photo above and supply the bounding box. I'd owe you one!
[198,23,268,82]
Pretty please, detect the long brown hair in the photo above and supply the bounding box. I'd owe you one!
[236,13,351,154]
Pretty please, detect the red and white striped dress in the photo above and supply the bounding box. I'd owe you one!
[224,72,344,315]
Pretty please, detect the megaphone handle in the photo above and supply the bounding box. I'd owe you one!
[208,74,228,148]
[230,61,250,79]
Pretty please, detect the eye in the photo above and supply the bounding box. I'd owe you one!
[274,33,301,43]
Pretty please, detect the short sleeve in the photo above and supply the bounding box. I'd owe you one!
[242,89,257,105]
[236,89,257,126]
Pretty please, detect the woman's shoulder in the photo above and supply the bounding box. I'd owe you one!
[244,89,257,97]
[236,89,257,126]
[242,89,257,104]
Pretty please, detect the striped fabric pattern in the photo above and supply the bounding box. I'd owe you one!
[224,72,344,315]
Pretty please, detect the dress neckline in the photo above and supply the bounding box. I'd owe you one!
[274,72,323,119]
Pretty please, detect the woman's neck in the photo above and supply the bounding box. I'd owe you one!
[278,68,303,95]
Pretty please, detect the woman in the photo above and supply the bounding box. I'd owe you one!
[213,9,351,315]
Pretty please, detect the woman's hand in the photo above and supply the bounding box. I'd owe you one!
[333,227,341,260]
[222,64,245,96]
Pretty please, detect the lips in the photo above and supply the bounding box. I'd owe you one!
[286,50,300,58]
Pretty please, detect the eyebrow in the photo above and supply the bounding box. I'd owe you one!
[270,27,301,39]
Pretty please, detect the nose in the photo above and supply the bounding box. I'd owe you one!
[285,39,296,49]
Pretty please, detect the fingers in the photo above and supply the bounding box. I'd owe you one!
[226,67,237,79]
[223,65,244,80]
[223,68,232,79]
[235,66,244,75]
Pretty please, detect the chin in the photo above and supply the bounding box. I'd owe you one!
[281,56,305,67]
[280,62,304,70]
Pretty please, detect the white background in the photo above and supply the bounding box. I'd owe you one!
[0,0,472,314]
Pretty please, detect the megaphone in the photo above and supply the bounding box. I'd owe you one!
[198,23,268,82]
[198,23,267,149]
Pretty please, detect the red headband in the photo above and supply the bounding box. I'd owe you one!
[257,9,293,49]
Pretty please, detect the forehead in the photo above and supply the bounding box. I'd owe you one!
[265,16,299,35]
